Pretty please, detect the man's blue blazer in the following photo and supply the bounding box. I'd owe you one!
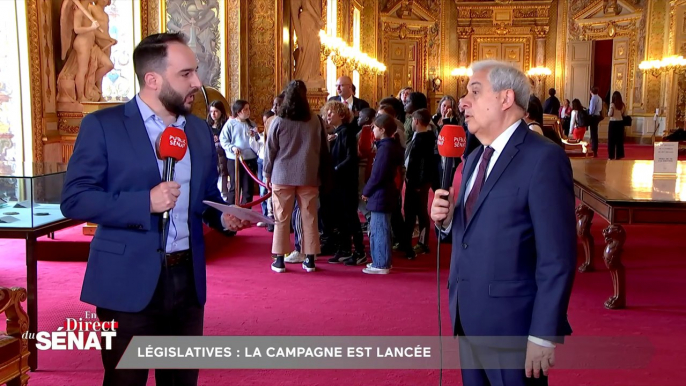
[61,99,225,313]
[447,120,577,348]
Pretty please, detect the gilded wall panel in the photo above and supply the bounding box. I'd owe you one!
[633,1,648,108]
[142,0,160,37]
[444,0,459,98]
[248,0,277,112]
[27,0,44,162]
[226,0,241,102]
[544,0,557,95]
[359,0,378,104]
[646,0,669,113]
[40,0,56,114]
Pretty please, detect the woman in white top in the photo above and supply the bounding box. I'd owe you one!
[607,91,627,160]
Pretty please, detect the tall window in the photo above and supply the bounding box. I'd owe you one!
[101,0,142,102]
[352,7,361,92]
[326,0,337,98]
[0,0,31,163]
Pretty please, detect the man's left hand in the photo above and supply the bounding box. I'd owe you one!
[525,340,555,378]
[222,213,251,232]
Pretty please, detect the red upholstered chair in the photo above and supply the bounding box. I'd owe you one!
[0,287,29,386]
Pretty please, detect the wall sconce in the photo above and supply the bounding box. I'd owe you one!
[431,77,442,92]
[526,66,552,82]
[451,66,472,94]
[639,55,686,77]
[526,67,551,99]
[319,30,386,75]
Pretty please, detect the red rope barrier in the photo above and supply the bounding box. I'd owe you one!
[235,154,272,209]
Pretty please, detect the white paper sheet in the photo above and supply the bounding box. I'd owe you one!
[202,201,275,225]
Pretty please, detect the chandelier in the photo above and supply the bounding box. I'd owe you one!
[639,55,686,77]
[319,30,386,75]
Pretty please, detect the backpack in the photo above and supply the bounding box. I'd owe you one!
[576,109,590,127]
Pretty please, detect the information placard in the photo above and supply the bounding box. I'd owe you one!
[653,142,678,174]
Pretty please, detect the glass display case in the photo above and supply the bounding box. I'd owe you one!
[0,162,68,228]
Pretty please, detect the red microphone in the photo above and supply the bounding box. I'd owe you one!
[437,124,467,192]
[155,127,188,223]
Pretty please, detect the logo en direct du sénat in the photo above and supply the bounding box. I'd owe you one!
[23,311,117,350]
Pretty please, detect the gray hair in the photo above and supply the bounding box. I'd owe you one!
[470,60,530,111]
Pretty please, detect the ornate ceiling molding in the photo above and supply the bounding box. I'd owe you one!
[381,0,438,28]
[454,0,553,29]
[573,0,642,39]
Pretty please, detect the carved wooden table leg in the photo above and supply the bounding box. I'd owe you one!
[575,204,595,273]
[602,224,626,309]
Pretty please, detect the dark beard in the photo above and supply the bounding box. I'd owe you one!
[160,81,194,116]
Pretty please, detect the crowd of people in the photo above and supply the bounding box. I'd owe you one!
[540,86,630,159]
[61,31,578,385]
[207,75,489,274]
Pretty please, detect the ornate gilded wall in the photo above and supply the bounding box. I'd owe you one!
[359,0,378,104]
[23,0,686,163]
[248,0,278,113]
[645,0,669,114]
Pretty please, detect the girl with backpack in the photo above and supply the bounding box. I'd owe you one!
[570,99,589,142]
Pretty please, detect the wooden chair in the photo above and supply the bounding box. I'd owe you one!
[0,287,29,386]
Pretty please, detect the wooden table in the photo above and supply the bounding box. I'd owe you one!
[571,159,686,309]
[0,218,84,370]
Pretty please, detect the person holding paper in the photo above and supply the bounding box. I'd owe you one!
[264,80,332,273]
[430,60,576,386]
[60,33,249,386]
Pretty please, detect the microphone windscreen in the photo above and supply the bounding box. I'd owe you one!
[156,127,188,161]
[437,124,467,158]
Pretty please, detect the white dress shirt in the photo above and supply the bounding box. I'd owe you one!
[345,95,354,111]
[441,119,555,348]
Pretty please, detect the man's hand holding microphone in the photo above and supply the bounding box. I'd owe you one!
[432,124,467,229]
[150,181,181,214]
[154,127,247,232]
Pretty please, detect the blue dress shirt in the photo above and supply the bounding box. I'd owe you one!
[135,95,191,253]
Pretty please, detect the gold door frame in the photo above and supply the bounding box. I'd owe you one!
[568,0,641,111]
[381,26,428,97]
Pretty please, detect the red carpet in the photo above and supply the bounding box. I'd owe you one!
[1,144,685,385]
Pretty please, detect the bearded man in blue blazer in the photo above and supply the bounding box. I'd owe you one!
[61,33,249,386]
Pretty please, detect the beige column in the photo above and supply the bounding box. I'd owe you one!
[456,27,474,96]
[532,26,549,100]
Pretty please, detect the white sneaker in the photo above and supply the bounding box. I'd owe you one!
[366,263,392,269]
[256,222,267,227]
[363,267,390,274]
[285,251,305,263]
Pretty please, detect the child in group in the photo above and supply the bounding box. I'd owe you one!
[248,110,274,227]
[220,100,259,205]
[357,107,376,230]
[361,114,405,274]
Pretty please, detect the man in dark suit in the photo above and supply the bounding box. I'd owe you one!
[542,88,560,116]
[328,75,370,117]
[61,33,249,386]
[430,60,576,386]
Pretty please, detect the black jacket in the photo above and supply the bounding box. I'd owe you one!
[405,130,437,189]
[330,123,359,188]
[363,139,404,213]
[328,95,370,113]
[543,96,561,116]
